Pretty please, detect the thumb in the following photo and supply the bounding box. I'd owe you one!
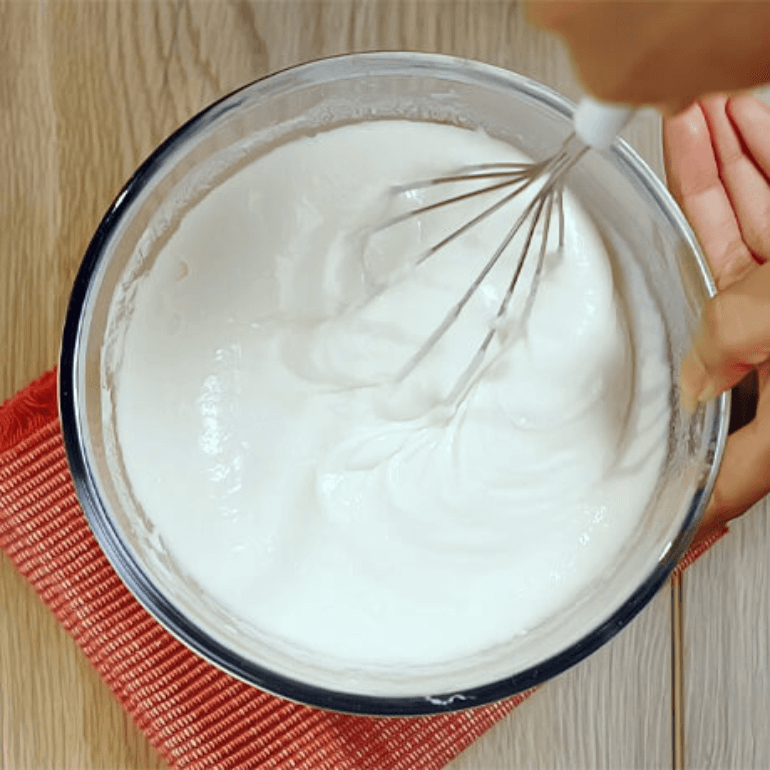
[699,370,770,531]
[680,260,770,411]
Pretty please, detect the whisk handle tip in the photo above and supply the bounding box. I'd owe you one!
[574,96,634,151]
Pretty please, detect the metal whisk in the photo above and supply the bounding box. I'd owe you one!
[373,97,632,403]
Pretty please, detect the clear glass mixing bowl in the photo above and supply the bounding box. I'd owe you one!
[59,53,728,716]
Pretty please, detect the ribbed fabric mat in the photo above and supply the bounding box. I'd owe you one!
[0,370,725,769]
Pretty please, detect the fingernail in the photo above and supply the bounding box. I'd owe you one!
[679,351,715,413]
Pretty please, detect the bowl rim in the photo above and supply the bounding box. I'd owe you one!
[58,50,729,716]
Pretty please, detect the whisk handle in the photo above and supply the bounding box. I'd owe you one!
[573,96,634,151]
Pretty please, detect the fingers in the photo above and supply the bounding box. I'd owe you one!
[698,374,770,532]
[701,96,770,261]
[680,261,770,407]
[662,103,754,290]
[664,103,720,201]
[728,95,770,178]
[668,94,770,538]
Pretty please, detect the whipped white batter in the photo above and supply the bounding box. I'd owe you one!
[110,121,669,666]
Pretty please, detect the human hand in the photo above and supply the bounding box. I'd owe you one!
[528,1,770,111]
[663,95,770,545]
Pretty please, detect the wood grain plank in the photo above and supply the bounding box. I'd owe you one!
[0,2,673,769]
[683,501,770,770]
[448,587,673,770]
[0,0,61,399]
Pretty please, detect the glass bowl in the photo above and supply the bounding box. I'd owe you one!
[59,52,728,716]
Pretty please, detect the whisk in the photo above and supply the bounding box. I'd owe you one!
[373,97,632,403]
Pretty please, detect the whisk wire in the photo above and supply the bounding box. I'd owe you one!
[385,134,591,400]
[522,185,557,323]
[395,174,548,384]
[377,166,543,235]
[391,161,544,195]
[444,190,553,403]
[415,176,541,267]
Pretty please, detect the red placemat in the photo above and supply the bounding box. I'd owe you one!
[0,370,725,770]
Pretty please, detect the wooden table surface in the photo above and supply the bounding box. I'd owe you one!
[1,2,768,768]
